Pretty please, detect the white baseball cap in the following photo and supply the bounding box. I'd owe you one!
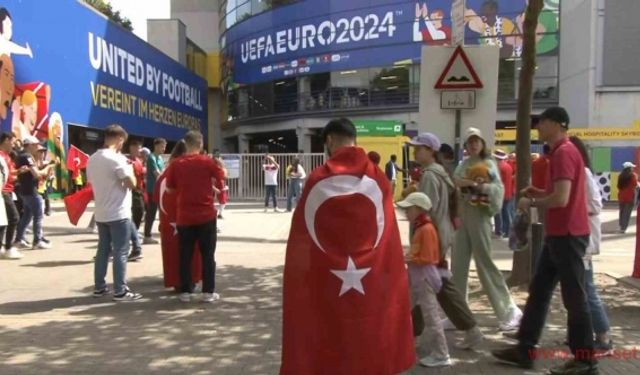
[396,192,432,211]
[623,161,637,169]
[22,135,40,145]
[465,127,484,143]
[407,132,441,151]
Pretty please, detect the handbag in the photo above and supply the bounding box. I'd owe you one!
[412,305,425,337]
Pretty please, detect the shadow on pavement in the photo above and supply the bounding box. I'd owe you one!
[0,265,284,374]
[20,260,94,268]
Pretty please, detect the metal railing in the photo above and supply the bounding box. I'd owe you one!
[221,153,326,200]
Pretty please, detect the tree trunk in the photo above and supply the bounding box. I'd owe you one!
[507,0,544,287]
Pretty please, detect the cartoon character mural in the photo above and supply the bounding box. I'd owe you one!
[413,2,451,45]
[0,7,68,192]
[412,1,559,58]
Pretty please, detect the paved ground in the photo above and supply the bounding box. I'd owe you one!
[0,201,639,374]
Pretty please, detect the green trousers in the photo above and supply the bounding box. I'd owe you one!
[451,207,516,322]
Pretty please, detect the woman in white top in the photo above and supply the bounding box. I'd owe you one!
[569,136,612,354]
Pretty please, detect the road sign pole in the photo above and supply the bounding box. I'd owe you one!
[455,109,462,162]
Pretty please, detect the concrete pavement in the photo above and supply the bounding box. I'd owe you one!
[0,202,639,374]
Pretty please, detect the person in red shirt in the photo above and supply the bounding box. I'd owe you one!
[127,139,146,261]
[0,132,23,259]
[165,130,225,303]
[617,161,638,233]
[493,107,597,374]
[531,144,551,190]
[493,149,514,237]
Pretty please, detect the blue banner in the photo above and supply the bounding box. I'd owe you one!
[0,0,208,144]
[222,0,559,85]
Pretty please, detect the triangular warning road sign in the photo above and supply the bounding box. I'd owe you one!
[435,46,483,89]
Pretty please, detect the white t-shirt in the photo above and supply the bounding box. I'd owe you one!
[264,164,278,186]
[87,149,133,223]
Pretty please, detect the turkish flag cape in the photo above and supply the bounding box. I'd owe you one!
[281,147,415,374]
[67,145,89,179]
[63,184,93,225]
[155,173,202,288]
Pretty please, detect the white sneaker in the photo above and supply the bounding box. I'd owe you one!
[419,355,452,367]
[0,247,5,258]
[263,207,268,213]
[457,326,484,350]
[441,318,456,331]
[4,247,23,259]
[14,240,31,249]
[499,307,523,332]
[202,292,220,303]
[33,241,52,250]
[178,293,192,303]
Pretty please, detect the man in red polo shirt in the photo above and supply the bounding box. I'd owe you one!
[165,130,225,303]
[0,132,23,259]
[492,107,597,375]
[493,149,514,237]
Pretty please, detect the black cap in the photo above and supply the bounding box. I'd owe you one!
[540,106,570,128]
[322,118,357,142]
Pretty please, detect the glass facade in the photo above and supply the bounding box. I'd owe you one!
[221,0,560,122]
[220,0,301,31]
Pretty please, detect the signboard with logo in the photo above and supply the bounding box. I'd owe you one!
[0,0,208,143]
[222,0,559,85]
[353,120,403,137]
[0,0,207,192]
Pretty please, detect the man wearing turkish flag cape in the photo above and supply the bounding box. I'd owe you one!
[154,151,202,289]
[281,118,415,374]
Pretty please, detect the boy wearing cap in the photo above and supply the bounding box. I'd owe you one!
[493,106,598,374]
[14,135,56,250]
[397,192,451,368]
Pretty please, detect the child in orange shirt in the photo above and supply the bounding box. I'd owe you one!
[397,192,451,368]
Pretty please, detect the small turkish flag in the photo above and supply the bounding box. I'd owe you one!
[155,173,202,288]
[63,184,93,226]
[281,147,415,374]
[67,145,89,179]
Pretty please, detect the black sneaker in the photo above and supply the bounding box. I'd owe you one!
[112,289,142,302]
[93,287,110,298]
[549,359,598,375]
[492,346,534,369]
[594,340,613,358]
[128,251,143,262]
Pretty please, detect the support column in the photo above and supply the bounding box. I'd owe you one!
[296,128,315,153]
[238,134,251,154]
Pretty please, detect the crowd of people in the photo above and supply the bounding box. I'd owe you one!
[84,125,228,302]
[0,132,57,260]
[281,108,626,375]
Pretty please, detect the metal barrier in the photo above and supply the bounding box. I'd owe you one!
[221,153,326,200]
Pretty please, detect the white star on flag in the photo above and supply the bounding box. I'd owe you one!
[330,257,371,297]
[170,223,178,235]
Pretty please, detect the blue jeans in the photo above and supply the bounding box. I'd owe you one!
[286,178,302,211]
[95,219,131,295]
[265,185,277,208]
[16,194,44,244]
[585,261,610,335]
[130,220,141,253]
[495,198,514,236]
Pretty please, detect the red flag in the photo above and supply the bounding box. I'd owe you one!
[156,173,202,288]
[63,184,93,225]
[281,147,415,374]
[67,145,89,178]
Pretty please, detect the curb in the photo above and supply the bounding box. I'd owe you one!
[606,272,640,290]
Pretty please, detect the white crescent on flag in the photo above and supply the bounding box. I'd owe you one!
[73,157,81,167]
[159,178,168,215]
[304,174,384,253]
